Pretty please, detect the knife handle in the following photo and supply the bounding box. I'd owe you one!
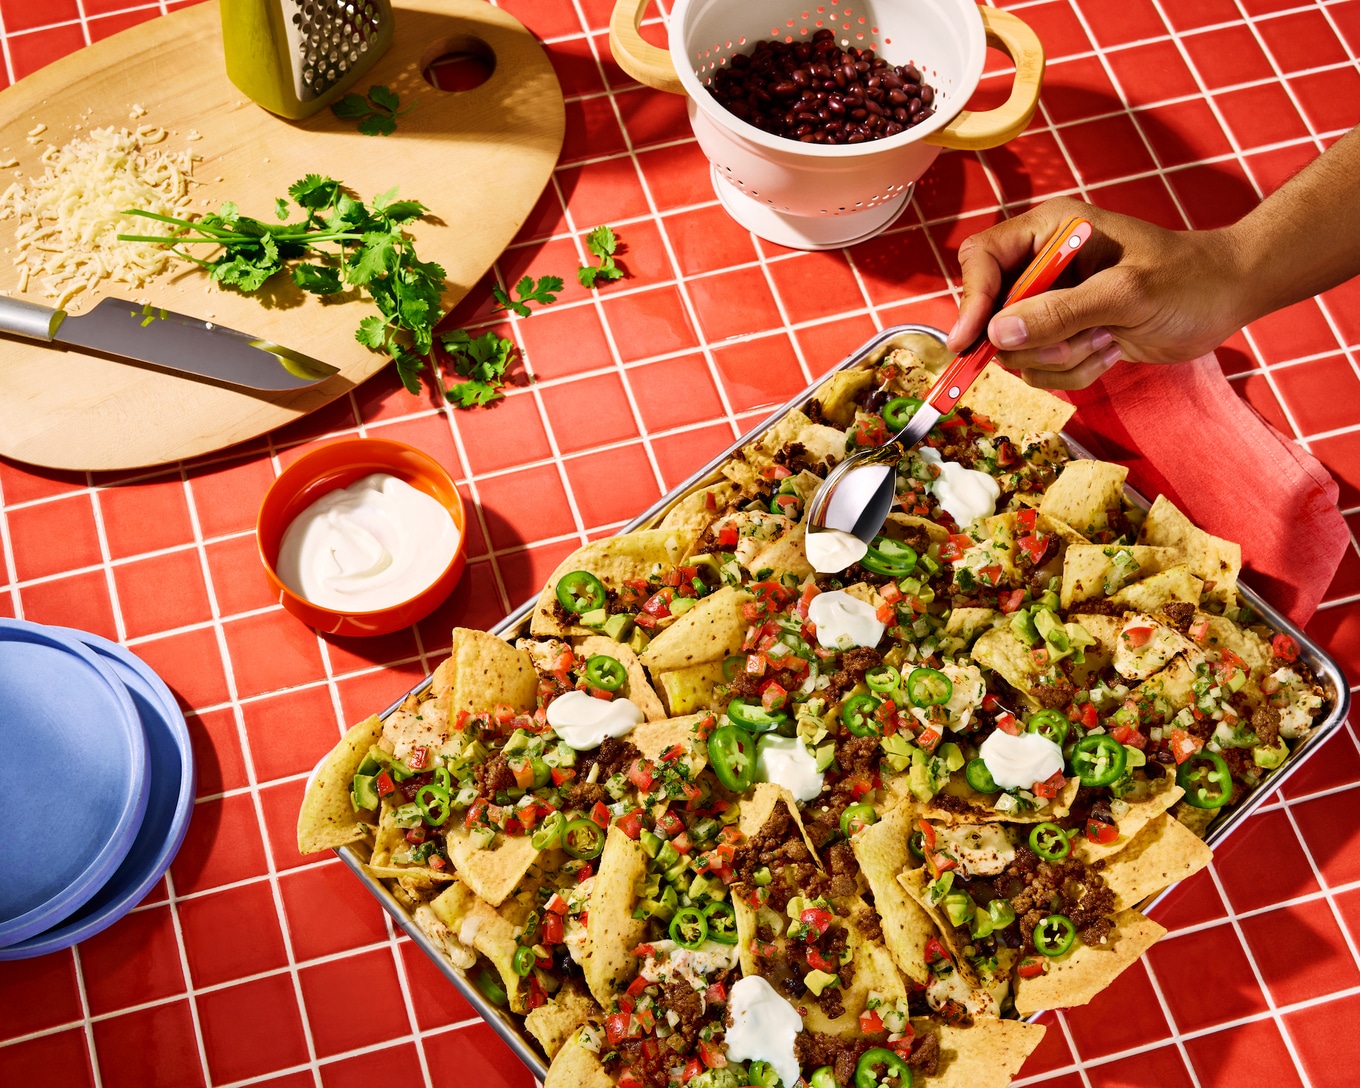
[0,296,64,341]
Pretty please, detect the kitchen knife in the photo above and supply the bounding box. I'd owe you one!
[0,295,339,391]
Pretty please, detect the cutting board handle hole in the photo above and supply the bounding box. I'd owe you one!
[422,35,495,92]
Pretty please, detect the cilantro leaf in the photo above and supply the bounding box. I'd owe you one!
[355,315,390,350]
[331,93,372,119]
[275,197,290,221]
[577,225,625,290]
[331,85,412,136]
[490,274,563,317]
[586,224,617,259]
[287,175,339,210]
[369,85,400,112]
[440,328,517,406]
[357,113,396,137]
[293,263,342,294]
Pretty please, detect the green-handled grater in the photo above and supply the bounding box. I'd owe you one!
[219,0,395,119]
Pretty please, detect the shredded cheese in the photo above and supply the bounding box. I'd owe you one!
[0,122,202,311]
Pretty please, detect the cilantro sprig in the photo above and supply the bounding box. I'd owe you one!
[331,85,415,136]
[492,274,562,317]
[577,225,625,288]
[440,330,517,407]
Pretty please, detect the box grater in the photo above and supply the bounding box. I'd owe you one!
[219,0,396,120]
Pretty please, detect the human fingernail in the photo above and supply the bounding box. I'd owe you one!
[1099,343,1122,367]
[945,320,961,345]
[1035,343,1068,366]
[991,315,1027,349]
[1091,327,1113,350]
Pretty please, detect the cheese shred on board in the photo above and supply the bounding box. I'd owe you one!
[0,123,201,310]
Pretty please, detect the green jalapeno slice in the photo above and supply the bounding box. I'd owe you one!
[865,664,902,694]
[1033,913,1076,957]
[965,758,999,794]
[416,783,451,826]
[1028,821,1071,860]
[512,945,536,977]
[722,655,745,682]
[840,802,878,838]
[748,1062,782,1088]
[562,817,606,860]
[841,692,882,737]
[727,696,789,732]
[809,1067,840,1088]
[669,905,708,949]
[702,901,738,944]
[1070,735,1127,787]
[1177,750,1233,808]
[476,967,509,1007]
[882,396,924,432]
[906,667,953,708]
[555,570,606,614]
[584,654,627,692]
[862,535,918,578]
[855,1046,914,1088]
[531,810,565,851]
[1026,709,1070,746]
[708,724,757,793]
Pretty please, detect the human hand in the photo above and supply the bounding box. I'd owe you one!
[945,197,1249,389]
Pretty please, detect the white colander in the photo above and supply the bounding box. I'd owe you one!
[611,0,1043,250]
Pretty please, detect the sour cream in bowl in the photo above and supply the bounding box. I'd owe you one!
[257,438,466,637]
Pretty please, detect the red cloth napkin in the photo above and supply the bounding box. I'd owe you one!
[1055,353,1349,626]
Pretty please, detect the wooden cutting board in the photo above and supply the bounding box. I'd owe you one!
[0,0,563,471]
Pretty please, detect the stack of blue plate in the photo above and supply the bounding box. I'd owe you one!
[0,619,195,959]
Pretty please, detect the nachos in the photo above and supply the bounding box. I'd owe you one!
[299,334,1328,1088]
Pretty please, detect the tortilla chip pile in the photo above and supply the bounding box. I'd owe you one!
[299,335,1327,1088]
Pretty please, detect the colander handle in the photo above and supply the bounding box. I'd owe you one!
[609,0,685,95]
[925,7,1045,151]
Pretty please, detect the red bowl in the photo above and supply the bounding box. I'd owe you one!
[256,438,467,637]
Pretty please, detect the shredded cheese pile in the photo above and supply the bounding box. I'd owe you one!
[0,123,201,310]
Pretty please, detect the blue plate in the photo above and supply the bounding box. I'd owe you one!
[0,631,196,959]
[0,620,149,948]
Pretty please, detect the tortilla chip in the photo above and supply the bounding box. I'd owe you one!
[1039,460,1129,536]
[924,777,1080,823]
[531,530,696,636]
[447,826,542,908]
[1109,565,1204,612]
[918,1017,1047,1088]
[1036,513,1090,546]
[639,586,754,671]
[658,479,741,532]
[945,607,1000,643]
[1195,612,1273,677]
[1012,909,1166,1014]
[851,799,933,984]
[747,521,815,579]
[575,635,667,721]
[1072,785,1185,865]
[378,691,450,762]
[897,868,980,987]
[738,782,822,863]
[969,626,1042,695]
[655,661,726,715]
[1102,813,1214,910]
[1176,803,1218,837]
[433,628,539,715]
[583,826,648,1006]
[543,1028,615,1088]
[1133,655,1200,712]
[961,361,1076,436]
[803,903,908,1035]
[297,714,384,855]
[429,878,531,1011]
[1111,613,1197,682]
[411,901,476,969]
[1060,545,1181,609]
[632,714,711,778]
[525,983,597,1059]
[1138,495,1241,606]
[743,409,846,470]
[813,367,878,427]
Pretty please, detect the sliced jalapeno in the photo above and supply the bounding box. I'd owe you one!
[841,692,882,737]
[865,664,902,694]
[702,901,738,944]
[511,945,536,977]
[882,396,924,432]
[965,757,999,794]
[555,570,606,614]
[722,655,745,682]
[584,654,627,692]
[727,696,789,733]
[1070,735,1127,788]
[416,783,451,826]
[1026,709,1070,746]
[476,966,508,1007]
[855,1046,913,1088]
[708,724,757,793]
[1177,750,1233,808]
[531,810,565,851]
[562,817,606,860]
[906,667,952,708]
[909,829,926,859]
[669,905,708,949]
[840,802,878,838]
[1033,913,1076,957]
[1028,822,1071,860]
[860,535,918,578]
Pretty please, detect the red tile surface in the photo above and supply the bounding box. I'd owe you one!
[5,8,1360,1087]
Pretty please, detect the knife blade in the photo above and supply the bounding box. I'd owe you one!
[0,295,339,391]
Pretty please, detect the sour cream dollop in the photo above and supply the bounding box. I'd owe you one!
[978,729,1064,790]
[805,526,870,574]
[724,975,804,1088]
[919,447,1000,529]
[807,589,885,650]
[755,734,824,803]
[547,690,644,750]
[275,473,459,612]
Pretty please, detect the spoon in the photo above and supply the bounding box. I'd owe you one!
[804,215,1093,570]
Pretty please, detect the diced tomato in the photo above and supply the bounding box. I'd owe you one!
[618,579,651,608]
[878,581,903,605]
[742,600,766,623]
[998,588,1026,614]
[876,602,897,624]
[405,826,427,844]
[631,943,655,959]
[618,1071,644,1088]
[850,776,874,799]
[917,726,943,752]
[761,464,793,481]
[494,704,517,724]
[605,1012,631,1046]
[679,779,704,802]
[627,975,651,999]
[805,946,838,973]
[859,1008,884,1034]
[588,687,615,701]
[463,798,488,830]
[1188,617,1211,644]
[508,757,535,789]
[995,711,1022,736]
[926,851,957,880]
[774,494,800,515]
[1272,633,1299,663]
[633,1006,656,1033]
[656,809,684,837]
[716,524,739,548]
[1168,727,1203,764]
[917,820,937,853]
[671,831,692,855]
[1076,701,1099,729]
[643,588,674,618]
[1032,771,1065,799]
[704,980,728,1006]
[541,911,564,945]
[937,412,967,430]
[551,766,576,786]
[924,937,951,965]
[1086,818,1119,845]
[627,759,656,792]
[982,693,1003,713]
[977,564,1003,587]
[526,974,546,1010]
[405,746,431,771]
[720,825,744,845]
[889,1028,916,1057]
[852,417,888,447]
[704,491,717,512]
[1122,624,1154,648]
[698,1040,727,1070]
[973,412,997,433]
[1016,533,1048,566]
[939,533,974,562]
[577,868,593,885]
[681,1057,705,1083]
[761,682,788,712]
[1015,507,1037,533]
[427,853,447,871]
[695,714,718,742]
[590,801,612,829]
[1017,956,1047,979]
[545,893,569,915]
[660,744,686,764]
[744,652,767,677]
[374,770,396,799]
[1110,724,1146,749]
[617,810,644,840]
[800,908,833,935]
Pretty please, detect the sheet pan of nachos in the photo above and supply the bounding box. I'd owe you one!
[298,325,1349,1088]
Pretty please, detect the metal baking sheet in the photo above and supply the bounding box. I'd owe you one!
[336,322,1351,1080]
